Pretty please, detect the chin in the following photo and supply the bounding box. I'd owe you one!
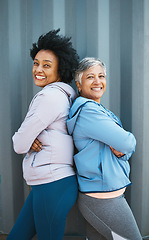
[34,81,45,87]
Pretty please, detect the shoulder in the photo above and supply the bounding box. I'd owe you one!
[37,85,69,105]
[81,100,106,115]
[29,86,68,116]
[81,102,122,126]
[42,85,66,97]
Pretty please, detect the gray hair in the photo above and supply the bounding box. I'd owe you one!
[75,57,106,84]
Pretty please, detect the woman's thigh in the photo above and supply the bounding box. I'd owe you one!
[32,175,78,240]
[78,193,142,240]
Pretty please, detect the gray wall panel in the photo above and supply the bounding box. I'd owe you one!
[97,0,110,109]
[131,0,149,236]
[0,0,15,231]
[109,0,121,117]
[120,0,133,131]
[86,0,98,57]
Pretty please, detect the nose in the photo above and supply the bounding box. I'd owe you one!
[94,76,101,84]
[36,64,43,73]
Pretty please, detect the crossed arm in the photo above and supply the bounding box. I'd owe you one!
[31,138,124,157]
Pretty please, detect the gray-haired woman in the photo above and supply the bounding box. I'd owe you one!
[67,57,142,240]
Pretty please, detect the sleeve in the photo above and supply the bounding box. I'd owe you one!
[79,103,136,155]
[12,90,66,154]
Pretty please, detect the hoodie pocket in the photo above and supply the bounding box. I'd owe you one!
[31,152,37,167]
[23,152,52,181]
[74,142,103,180]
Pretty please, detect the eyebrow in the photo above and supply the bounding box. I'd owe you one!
[86,72,104,76]
[34,58,52,63]
[86,73,94,76]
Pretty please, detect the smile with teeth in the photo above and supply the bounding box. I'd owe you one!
[91,87,102,91]
[35,75,46,80]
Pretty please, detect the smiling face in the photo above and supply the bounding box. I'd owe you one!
[32,49,60,88]
[76,64,106,104]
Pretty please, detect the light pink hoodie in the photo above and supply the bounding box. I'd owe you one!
[12,82,77,185]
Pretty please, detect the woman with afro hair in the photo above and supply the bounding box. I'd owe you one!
[7,29,79,240]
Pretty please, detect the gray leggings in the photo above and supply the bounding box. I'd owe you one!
[78,193,142,240]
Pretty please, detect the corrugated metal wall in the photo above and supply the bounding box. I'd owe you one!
[0,0,149,237]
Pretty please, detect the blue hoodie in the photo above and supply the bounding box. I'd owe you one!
[67,96,136,193]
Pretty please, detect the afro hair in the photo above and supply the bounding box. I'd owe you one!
[30,29,79,83]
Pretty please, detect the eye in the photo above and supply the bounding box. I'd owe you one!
[87,76,94,79]
[99,75,105,78]
[33,61,38,66]
[44,64,51,68]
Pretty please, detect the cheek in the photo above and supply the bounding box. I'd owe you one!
[104,81,106,89]
[49,69,57,76]
[32,67,36,75]
[81,85,90,95]
[55,68,60,78]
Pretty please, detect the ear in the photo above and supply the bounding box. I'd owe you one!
[76,81,82,92]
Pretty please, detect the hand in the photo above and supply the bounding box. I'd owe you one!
[110,146,124,158]
[31,138,42,152]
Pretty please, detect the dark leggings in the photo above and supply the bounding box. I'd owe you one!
[7,175,78,240]
[78,193,142,240]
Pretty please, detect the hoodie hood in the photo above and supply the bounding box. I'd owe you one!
[67,96,92,135]
[44,82,77,105]
[67,96,123,136]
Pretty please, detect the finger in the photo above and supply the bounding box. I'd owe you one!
[31,145,37,151]
[31,142,41,151]
[35,140,42,148]
[31,145,42,152]
[35,147,41,152]
[32,142,39,148]
[34,139,40,144]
